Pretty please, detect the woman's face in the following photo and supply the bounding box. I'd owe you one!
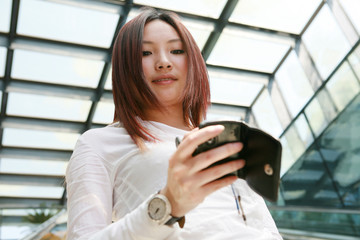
[142,20,188,109]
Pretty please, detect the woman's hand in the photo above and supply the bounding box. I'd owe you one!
[160,125,245,217]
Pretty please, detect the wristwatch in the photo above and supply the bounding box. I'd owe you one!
[147,193,183,226]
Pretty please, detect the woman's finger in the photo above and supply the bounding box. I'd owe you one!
[200,174,239,197]
[187,142,243,174]
[193,159,245,188]
[174,125,225,161]
[182,127,199,139]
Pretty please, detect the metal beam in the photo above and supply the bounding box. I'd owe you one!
[83,2,129,131]
[207,64,271,79]
[0,198,61,209]
[279,228,360,240]
[0,147,72,161]
[1,116,85,133]
[6,79,95,101]
[272,47,292,77]
[85,63,111,130]
[0,173,64,187]
[299,0,325,37]
[269,204,360,215]
[201,0,239,60]
[101,90,113,101]
[328,0,359,46]
[210,102,248,110]
[11,36,110,62]
[0,0,20,150]
[0,35,9,47]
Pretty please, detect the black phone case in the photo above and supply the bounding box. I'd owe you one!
[177,120,282,202]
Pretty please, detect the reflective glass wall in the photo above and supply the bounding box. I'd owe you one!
[271,42,360,237]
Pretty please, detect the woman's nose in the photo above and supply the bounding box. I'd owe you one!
[155,54,172,70]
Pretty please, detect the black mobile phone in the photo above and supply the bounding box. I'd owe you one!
[176,120,282,202]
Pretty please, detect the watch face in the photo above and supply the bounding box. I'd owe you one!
[148,197,167,221]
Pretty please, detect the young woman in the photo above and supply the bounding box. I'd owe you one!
[66,8,282,240]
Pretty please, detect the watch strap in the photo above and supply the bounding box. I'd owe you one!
[165,216,185,225]
[165,216,185,228]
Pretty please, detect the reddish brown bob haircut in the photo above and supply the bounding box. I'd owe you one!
[112,8,210,146]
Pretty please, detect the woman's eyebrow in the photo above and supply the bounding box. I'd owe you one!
[142,38,181,44]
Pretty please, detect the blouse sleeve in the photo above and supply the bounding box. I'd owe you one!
[66,136,177,240]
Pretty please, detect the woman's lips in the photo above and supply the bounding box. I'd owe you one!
[152,78,175,83]
[152,74,177,84]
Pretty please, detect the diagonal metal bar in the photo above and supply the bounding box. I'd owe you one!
[0,0,20,150]
[83,0,132,132]
[201,0,239,61]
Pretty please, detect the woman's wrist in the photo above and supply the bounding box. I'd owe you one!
[153,189,186,228]
[159,188,183,218]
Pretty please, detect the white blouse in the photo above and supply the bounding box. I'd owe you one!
[66,121,282,239]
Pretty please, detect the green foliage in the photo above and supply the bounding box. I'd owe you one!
[23,203,59,224]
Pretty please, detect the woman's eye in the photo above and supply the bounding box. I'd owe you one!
[142,51,152,56]
[171,49,185,54]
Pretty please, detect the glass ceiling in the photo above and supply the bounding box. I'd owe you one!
[0,0,360,239]
[18,0,120,48]
[229,0,322,34]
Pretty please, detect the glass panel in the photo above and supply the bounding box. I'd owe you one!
[319,93,360,208]
[275,51,314,117]
[294,114,314,148]
[340,0,360,34]
[271,210,360,236]
[304,97,328,137]
[208,27,289,73]
[281,124,306,175]
[93,101,114,124]
[12,49,104,88]
[2,208,30,216]
[348,48,360,79]
[206,104,245,122]
[0,47,7,77]
[0,91,2,114]
[0,0,11,33]
[302,5,351,79]
[280,94,360,209]
[252,90,283,137]
[0,158,67,176]
[279,137,297,177]
[326,61,360,111]
[230,0,321,34]
[1,226,31,240]
[281,144,342,207]
[17,0,119,48]
[0,184,63,198]
[209,70,264,107]
[7,92,92,121]
[349,45,360,82]
[182,19,213,50]
[317,88,338,124]
[104,68,112,90]
[134,0,227,18]
[2,128,79,150]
